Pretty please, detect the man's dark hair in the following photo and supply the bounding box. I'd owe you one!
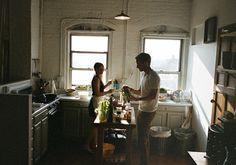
[135,52,151,64]
[94,62,103,70]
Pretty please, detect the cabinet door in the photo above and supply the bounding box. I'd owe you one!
[33,122,41,163]
[63,108,80,137]
[151,111,166,126]
[80,107,91,137]
[166,112,184,129]
[41,116,48,156]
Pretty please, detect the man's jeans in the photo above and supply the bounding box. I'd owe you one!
[137,110,156,165]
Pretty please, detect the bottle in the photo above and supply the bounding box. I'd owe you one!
[121,87,130,104]
[107,96,114,122]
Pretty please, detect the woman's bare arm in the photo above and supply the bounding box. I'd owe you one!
[93,77,113,97]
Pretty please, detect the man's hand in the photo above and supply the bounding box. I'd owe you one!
[129,95,139,101]
[122,85,129,90]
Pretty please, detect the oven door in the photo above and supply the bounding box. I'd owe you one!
[48,102,62,150]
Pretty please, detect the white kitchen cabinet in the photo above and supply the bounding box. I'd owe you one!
[151,111,167,127]
[32,108,48,164]
[33,122,41,163]
[80,107,91,137]
[41,117,48,154]
[61,99,91,138]
[166,112,185,129]
[130,101,192,142]
[63,106,81,137]
[151,102,192,129]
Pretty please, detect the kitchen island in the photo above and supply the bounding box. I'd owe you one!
[94,107,136,165]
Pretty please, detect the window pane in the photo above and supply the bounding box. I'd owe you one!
[159,74,178,90]
[71,36,108,52]
[144,39,181,71]
[72,53,107,68]
[72,70,107,86]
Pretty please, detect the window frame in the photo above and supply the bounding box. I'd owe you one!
[141,32,188,90]
[68,31,112,88]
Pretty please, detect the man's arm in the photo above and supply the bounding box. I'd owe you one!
[122,86,141,95]
[130,89,157,101]
[129,87,141,95]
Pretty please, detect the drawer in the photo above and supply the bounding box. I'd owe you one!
[157,105,167,111]
[60,100,81,108]
[60,100,89,108]
[33,109,48,124]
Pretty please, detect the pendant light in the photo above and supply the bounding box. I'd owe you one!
[114,0,130,20]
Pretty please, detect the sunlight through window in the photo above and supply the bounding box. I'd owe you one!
[70,35,109,88]
[144,38,182,90]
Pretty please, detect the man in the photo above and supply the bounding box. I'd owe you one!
[124,53,160,165]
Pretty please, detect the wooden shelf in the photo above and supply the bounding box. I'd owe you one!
[215,65,236,96]
[216,84,236,96]
[217,66,236,74]
[220,31,236,37]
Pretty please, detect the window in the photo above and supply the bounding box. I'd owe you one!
[143,37,182,90]
[69,34,109,88]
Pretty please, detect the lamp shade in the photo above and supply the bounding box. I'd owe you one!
[114,11,130,20]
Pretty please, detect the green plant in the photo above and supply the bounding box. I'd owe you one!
[160,88,167,93]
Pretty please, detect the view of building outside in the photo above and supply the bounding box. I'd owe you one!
[70,35,108,87]
[70,35,181,91]
[144,38,181,90]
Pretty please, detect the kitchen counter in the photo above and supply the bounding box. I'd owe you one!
[58,94,192,107]
[130,99,192,108]
[158,100,192,107]
[58,94,91,107]
[58,94,91,102]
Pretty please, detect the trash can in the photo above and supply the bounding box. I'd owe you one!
[173,128,195,156]
[150,126,171,155]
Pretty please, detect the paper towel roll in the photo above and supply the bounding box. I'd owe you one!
[51,80,57,94]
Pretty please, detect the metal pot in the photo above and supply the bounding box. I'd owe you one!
[33,94,46,103]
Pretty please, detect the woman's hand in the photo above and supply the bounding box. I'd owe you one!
[104,80,113,89]
[107,80,112,86]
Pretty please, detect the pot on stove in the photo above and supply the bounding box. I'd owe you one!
[33,94,46,103]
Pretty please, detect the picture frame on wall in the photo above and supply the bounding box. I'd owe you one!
[204,16,217,43]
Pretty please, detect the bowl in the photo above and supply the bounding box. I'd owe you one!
[103,143,115,158]
[159,93,167,101]
[65,89,77,96]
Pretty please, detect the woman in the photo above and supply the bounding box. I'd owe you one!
[85,62,113,153]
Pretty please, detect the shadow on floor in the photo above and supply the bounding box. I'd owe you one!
[38,138,193,165]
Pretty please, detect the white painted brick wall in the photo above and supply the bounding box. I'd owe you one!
[41,0,191,87]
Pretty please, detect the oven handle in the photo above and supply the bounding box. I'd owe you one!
[48,107,57,115]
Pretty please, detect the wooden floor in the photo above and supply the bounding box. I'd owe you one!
[39,138,193,165]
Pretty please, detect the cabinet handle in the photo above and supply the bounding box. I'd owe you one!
[222,29,228,33]
[210,99,215,103]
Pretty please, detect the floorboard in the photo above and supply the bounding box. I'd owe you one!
[38,138,193,165]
